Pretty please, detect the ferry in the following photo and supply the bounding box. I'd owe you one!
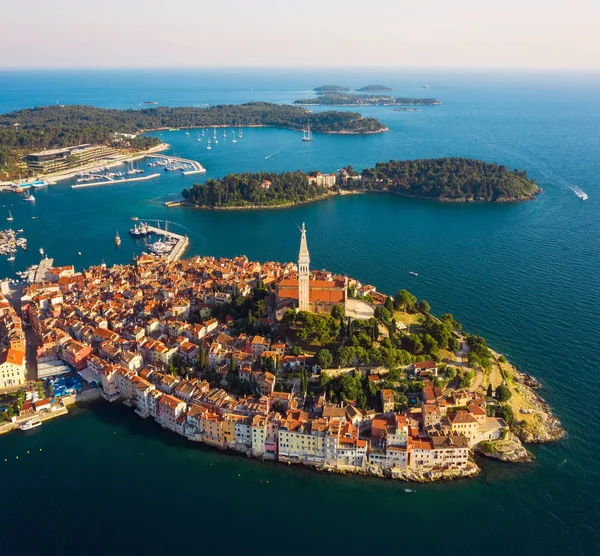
[20,417,42,430]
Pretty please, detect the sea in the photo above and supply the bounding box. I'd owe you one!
[0,68,599,554]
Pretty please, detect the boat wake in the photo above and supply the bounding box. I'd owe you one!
[568,184,588,201]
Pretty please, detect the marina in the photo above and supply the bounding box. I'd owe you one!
[130,221,189,263]
[0,229,28,259]
[146,154,206,175]
[70,172,161,189]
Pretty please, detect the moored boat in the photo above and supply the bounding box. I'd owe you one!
[20,417,42,430]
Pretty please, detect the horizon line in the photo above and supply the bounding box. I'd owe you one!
[2,65,600,73]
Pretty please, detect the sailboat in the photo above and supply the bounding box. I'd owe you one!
[24,192,35,202]
[206,138,212,150]
[7,211,13,221]
[302,125,313,142]
[232,131,237,143]
[201,129,205,136]
[223,129,227,138]
[197,133,202,142]
[238,127,243,138]
[115,231,121,246]
[7,251,15,261]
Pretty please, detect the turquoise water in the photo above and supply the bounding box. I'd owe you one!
[1,69,599,553]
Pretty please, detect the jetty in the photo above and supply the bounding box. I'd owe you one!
[146,154,206,175]
[145,224,189,263]
[70,172,161,189]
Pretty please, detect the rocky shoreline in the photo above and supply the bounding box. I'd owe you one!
[319,460,481,482]
[476,436,535,463]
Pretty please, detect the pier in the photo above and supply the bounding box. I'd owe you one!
[70,172,161,189]
[145,224,189,263]
[146,154,206,175]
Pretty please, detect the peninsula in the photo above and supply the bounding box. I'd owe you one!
[0,227,562,481]
[0,103,387,179]
[180,158,540,209]
[295,94,441,106]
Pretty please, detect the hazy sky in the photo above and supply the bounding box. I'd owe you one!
[2,0,599,69]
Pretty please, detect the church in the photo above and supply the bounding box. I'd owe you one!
[275,223,348,317]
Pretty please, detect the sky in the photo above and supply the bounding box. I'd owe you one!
[1,0,599,69]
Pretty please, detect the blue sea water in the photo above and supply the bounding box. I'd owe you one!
[1,68,600,554]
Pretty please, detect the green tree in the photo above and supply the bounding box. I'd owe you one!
[374,306,391,323]
[384,296,394,314]
[495,384,512,402]
[418,300,430,313]
[331,304,345,320]
[315,348,333,369]
[394,289,417,312]
[486,383,493,397]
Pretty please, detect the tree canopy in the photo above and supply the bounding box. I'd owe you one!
[182,170,329,208]
[0,102,385,158]
[358,158,540,202]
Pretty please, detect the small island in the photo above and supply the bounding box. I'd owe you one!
[356,84,394,92]
[313,85,351,93]
[294,93,441,106]
[180,158,540,209]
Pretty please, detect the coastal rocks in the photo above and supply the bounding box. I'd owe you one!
[321,461,480,483]
[515,413,566,444]
[388,461,480,482]
[476,437,534,463]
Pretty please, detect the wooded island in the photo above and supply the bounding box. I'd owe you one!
[181,158,540,209]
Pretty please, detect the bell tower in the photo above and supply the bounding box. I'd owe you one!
[298,223,310,312]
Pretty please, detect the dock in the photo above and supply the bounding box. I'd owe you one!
[145,225,189,263]
[70,173,161,189]
[34,257,54,283]
[147,154,206,175]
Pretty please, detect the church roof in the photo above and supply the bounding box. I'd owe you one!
[278,279,345,304]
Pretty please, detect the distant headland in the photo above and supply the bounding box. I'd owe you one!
[300,85,438,107]
[180,158,541,210]
[295,93,441,107]
[0,103,387,179]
